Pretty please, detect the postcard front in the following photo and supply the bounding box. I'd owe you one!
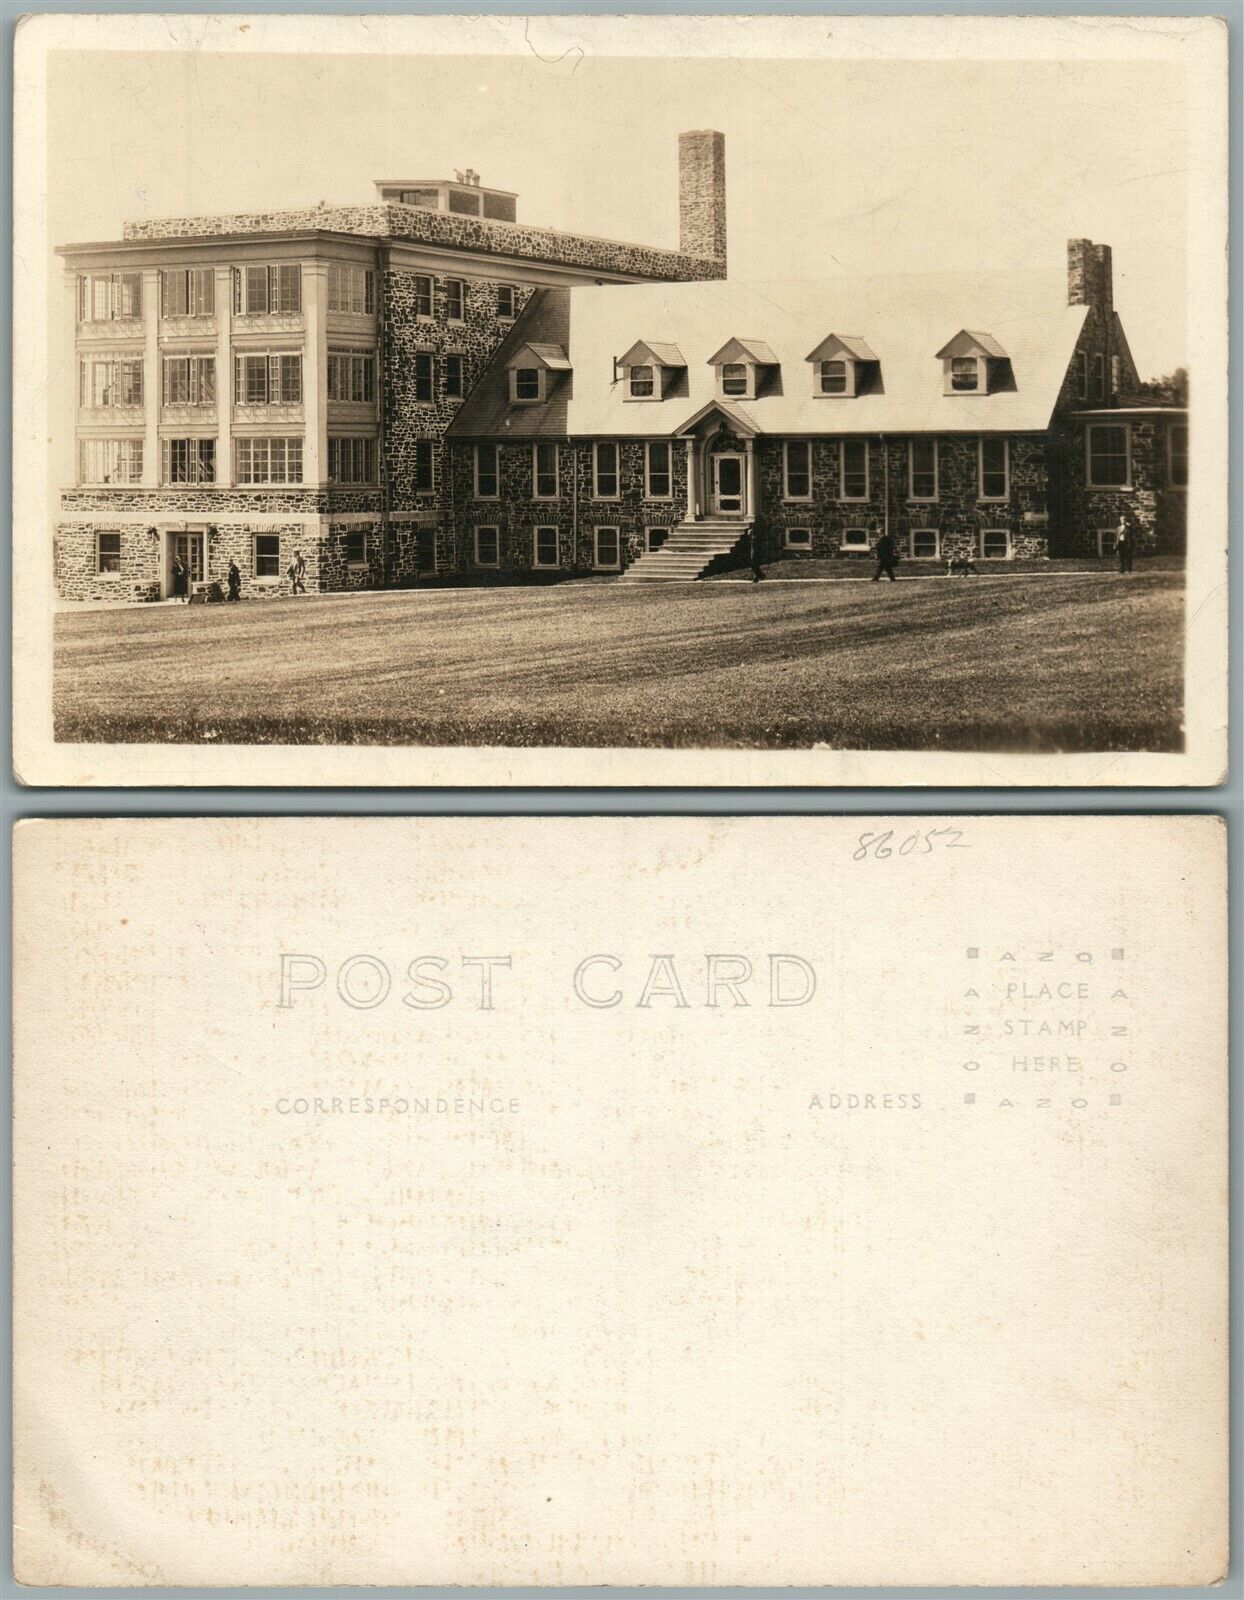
[13,816,1228,1585]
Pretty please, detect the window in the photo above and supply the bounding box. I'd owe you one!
[234,352,302,405]
[497,285,516,319]
[978,437,1009,500]
[1096,527,1117,558]
[645,441,671,499]
[1086,423,1131,488]
[908,528,939,559]
[908,438,938,501]
[328,436,376,484]
[78,438,142,484]
[840,439,869,500]
[414,440,435,493]
[1110,355,1121,397]
[784,527,812,549]
[161,438,216,485]
[234,264,301,315]
[95,531,121,574]
[446,279,465,321]
[160,268,214,318]
[950,357,979,392]
[533,526,560,568]
[474,526,500,567]
[414,275,433,318]
[720,362,748,397]
[1168,424,1188,488]
[594,526,621,569]
[981,529,1012,560]
[1092,354,1106,402]
[444,354,465,400]
[784,441,812,500]
[819,360,847,395]
[234,437,303,485]
[841,527,869,549]
[345,529,368,567]
[628,365,655,399]
[400,188,439,210]
[327,351,376,404]
[253,533,282,578]
[81,356,143,408]
[593,442,619,499]
[474,443,499,499]
[162,355,215,406]
[533,442,559,500]
[327,264,375,314]
[78,273,142,321]
[1075,351,1089,400]
[513,367,542,402]
[414,351,435,404]
[645,527,670,553]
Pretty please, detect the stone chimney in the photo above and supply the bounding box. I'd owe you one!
[679,129,727,263]
[1067,238,1113,312]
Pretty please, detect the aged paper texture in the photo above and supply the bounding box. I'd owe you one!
[13,816,1227,1585]
[11,13,1229,787]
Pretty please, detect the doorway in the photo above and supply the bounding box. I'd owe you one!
[167,531,205,599]
[711,452,746,516]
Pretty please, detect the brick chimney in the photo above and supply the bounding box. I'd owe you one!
[679,130,727,263]
[1067,238,1113,312]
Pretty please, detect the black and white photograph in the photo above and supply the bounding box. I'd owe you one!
[12,13,1228,785]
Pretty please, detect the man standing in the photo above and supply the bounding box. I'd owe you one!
[872,530,898,583]
[290,549,308,594]
[1115,516,1134,575]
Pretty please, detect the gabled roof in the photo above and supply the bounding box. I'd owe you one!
[672,399,762,438]
[936,328,1009,360]
[619,340,686,369]
[507,341,572,371]
[805,333,878,363]
[707,336,779,367]
[450,290,572,439]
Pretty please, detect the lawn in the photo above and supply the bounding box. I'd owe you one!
[53,570,1185,752]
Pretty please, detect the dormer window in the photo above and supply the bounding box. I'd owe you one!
[708,339,778,403]
[506,341,572,406]
[628,365,655,399]
[721,363,748,397]
[618,341,686,402]
[512,367,543,403]
[937,331,1010,397]
[805,335,877,399]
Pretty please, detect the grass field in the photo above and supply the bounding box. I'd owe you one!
[53,570,1185,752]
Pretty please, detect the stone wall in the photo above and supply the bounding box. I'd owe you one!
[1047,415,1185,556]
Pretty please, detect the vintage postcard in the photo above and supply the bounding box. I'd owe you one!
[10,14,1229,786]
[13,815,1227,1585]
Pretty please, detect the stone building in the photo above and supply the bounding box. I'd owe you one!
[445,238,1188,581]
[54,132,728,601]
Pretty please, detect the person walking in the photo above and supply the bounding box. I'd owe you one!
[227,559,242,602]
[1115,517,1134,575]
[172,555,188,602]
[290,549,308,594]
[871,530,898,583]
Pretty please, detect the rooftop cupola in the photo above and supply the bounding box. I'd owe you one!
[374,173,518,223]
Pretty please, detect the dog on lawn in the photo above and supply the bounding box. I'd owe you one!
[946,552,979,576]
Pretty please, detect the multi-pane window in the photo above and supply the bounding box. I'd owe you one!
[979,437,1009,500]
[628,365,655,399]
[446,279,465,321]
[594,526,621,569]
[234,264,302,315]
[474,526,500,567]
[160,268,215,318]
[1075,351,1089,399]
[645,441,671,499]
[345,529,368,566]
[784,441,811,500]
[81,356,143,408]
[841,527,869,549]
[840,439,869,500]
[1169,423,1188,488]
[981,529,1012,560]
[721,362,748,397]
[950,357,979,392]
[1092,354,1107,401]
[414,275,433,318]
[253,533,282,578]
[161,438,216,484]
[785,527,812,549]
[95,531,122,574]
[474,443,499,499]
[235,352,302,405]
[327,264,375,315]
[513,368,541,401]
[78,273,142,321]
[79,438,142,484]
[162,355,216,406]
[909,528,939,558]
[594,441,619,498]
[327,351,375,403]
[497,285,516,319]
[533,442,559,499]
[327,436,376,484]
[234,437,303,484]
[444,354,465,399]
[818,360,847,395]
[1087,424,1130,488]
[414,440,435,493]
[908,438,938,500]
[414,352,435,403]
[533,526,559,568]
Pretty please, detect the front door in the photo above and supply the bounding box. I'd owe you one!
[712,452,745,516]
[170,532,205,597]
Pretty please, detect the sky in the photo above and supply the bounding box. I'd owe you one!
[48,48,1189,377]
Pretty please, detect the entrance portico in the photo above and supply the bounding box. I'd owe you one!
[674,401,760,523]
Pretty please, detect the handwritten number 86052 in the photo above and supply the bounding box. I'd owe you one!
[853,827,971,861]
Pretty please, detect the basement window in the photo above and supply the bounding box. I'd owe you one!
[474,526,500,567]
[980,529,1012,560]
[908,528,939,559]
[594,527,621,570]
[533,526,560,568]
[841,527,869,550]
[784,527,812,549]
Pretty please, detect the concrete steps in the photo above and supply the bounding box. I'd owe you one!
[621,518,751,583]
